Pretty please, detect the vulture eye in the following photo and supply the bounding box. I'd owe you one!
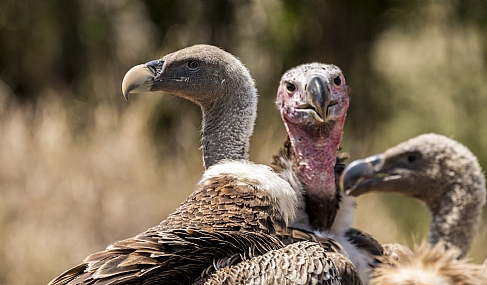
[285,82,296,92]
[187,61,199,70]
[333,76,342,87]
[406,152,421,165]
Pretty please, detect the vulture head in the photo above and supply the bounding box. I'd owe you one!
[276,63,349,135]
[275,63,350,232]
[341,133,486,257]
[122,44,257,168]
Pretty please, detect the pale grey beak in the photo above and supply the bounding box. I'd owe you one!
[121,64,155,101]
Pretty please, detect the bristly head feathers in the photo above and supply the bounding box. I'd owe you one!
[371,241,487,285]
[201,160,297,224]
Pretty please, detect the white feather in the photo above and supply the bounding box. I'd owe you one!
[201,160,297,224]
[314,195,373,285]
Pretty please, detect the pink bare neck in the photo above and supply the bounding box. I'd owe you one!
[286,116,345,194]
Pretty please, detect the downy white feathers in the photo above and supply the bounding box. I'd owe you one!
[201,160,297,224]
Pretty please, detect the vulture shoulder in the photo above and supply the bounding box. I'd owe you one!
[49,161,296,285]
[160,160,296,233]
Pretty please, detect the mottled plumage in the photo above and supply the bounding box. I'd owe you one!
[159,161,296,233]
[201,241,341,285]
[342,133,487,284]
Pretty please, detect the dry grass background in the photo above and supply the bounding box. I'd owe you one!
[1,2,487,285]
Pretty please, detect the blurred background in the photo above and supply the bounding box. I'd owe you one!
[2,2,487,284]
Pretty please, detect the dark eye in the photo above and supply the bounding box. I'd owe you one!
[285,82,296,92]
[406,152,422,165]
[407,155,417,163]
[333,76,342,86]
[188,61,199,70]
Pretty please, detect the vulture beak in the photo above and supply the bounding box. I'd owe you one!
[301,76,333,122]
[340,154,389,196]
[122,60,164,101]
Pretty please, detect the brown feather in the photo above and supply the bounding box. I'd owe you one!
[49,229,285,285]
[200,241,342,285]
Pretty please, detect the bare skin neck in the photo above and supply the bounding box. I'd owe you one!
[283,115,346,231]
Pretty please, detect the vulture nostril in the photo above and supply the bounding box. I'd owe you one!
[146,60,164,76]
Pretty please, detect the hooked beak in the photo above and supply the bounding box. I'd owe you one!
[298,76,337,122]
[340,154,393,196]
[122,60,164,101]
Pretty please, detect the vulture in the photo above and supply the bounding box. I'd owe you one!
[272,63,382,284]
[48,44,298,285]
[201,63,381,285]
[341,133,487,284]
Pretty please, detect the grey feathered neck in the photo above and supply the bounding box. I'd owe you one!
[392,134,486,257]
[423,138,486,257]
[198,55,257,168]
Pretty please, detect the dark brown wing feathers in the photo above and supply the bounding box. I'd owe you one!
[49,229,285,285]
[49,174,290,285]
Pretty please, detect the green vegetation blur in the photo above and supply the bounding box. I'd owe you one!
[1,2,487,285]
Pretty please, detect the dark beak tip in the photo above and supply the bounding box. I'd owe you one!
[344,188,359,197]
[339,159,370,193]
[340,153,386,196]
[340,180,354,195]
[306,76,330,120]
